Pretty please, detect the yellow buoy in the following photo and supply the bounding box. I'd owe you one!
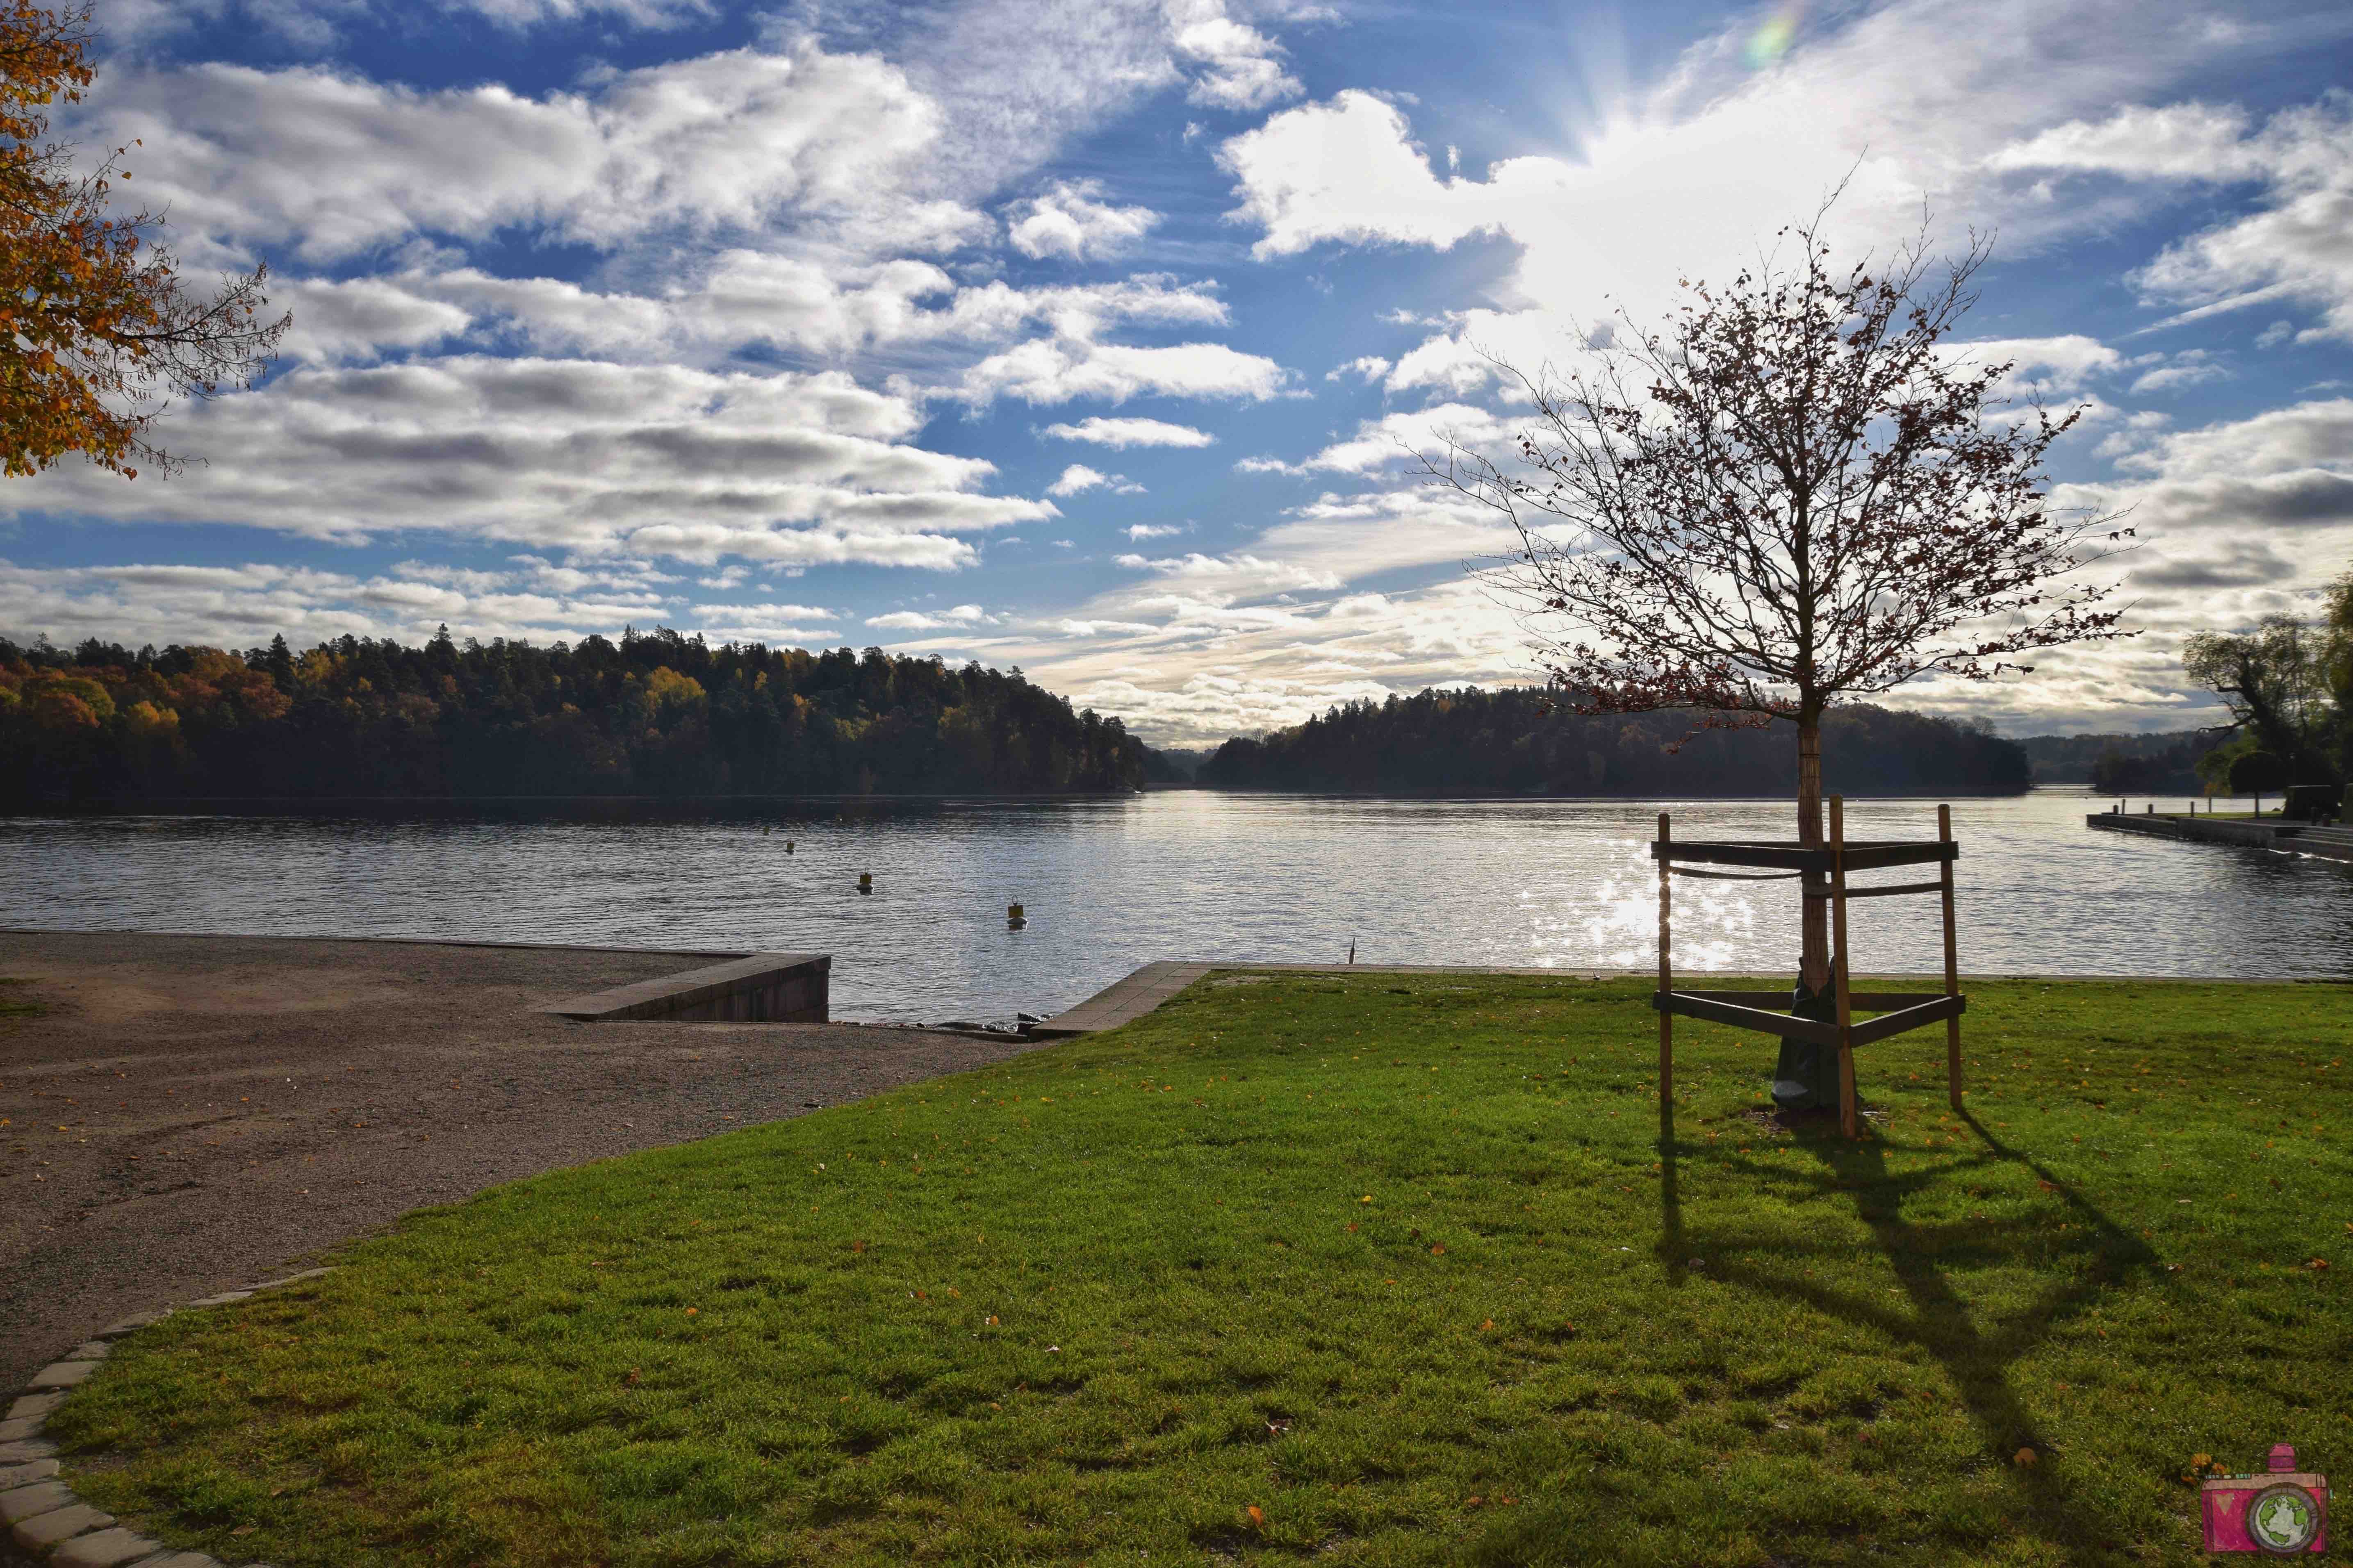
[858,873,872,894]
[1008,901,1026,929]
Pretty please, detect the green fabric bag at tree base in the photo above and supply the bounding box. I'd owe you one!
[1771,977,1841,1111]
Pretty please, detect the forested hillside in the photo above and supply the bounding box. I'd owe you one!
[1198,687,2030,796]
[0,628,1147,803]
[2016,729,2227,791]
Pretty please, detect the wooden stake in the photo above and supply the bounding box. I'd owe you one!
[1657,811,1672,1117]
[1829,795,1857,1139]
[1939,802,1962,1111]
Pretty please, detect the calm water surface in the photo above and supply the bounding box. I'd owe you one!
[3,790,2348,1021]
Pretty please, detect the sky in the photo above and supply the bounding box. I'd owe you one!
[3,0,2351,744]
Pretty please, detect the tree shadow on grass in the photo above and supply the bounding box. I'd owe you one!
[1654,1095,2166,1556]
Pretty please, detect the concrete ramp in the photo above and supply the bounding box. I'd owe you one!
[544,952,830,1022]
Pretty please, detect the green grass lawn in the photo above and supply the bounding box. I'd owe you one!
[51,975,2353,1567]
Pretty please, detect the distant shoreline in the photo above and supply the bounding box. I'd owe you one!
[0,782,2071,817]
[0,781,2080,819]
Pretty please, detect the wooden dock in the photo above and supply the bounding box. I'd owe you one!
[2087,811,2353,864]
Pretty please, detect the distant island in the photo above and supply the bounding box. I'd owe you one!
[1194,687,2033,796]
[0,629,1147,803]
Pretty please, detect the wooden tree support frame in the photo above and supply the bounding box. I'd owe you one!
[1654,797,1966,1139]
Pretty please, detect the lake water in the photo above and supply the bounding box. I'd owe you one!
[2,790,2347,1022]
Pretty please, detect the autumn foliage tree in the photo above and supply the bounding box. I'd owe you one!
[1,2,285,478]
[1428,217,2130,1004]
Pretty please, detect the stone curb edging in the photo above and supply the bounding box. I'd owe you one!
[2,1269,335,1568]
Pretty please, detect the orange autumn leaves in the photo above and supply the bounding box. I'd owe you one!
[0,2,286,478]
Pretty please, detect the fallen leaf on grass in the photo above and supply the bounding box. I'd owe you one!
[1246,1506,1264,1529]
[2014,1448,2037,1467]
[1479,1319,1494,1331]
[625,1368,640,1385]
[985,1315,999,1325]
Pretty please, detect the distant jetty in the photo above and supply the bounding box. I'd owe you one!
[2088,807,2353,865]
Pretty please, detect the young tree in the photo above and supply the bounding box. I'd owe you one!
[1426,216,2130,1022]
[1,2,287,478]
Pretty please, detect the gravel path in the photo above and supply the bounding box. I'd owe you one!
[0,931,1046,1390]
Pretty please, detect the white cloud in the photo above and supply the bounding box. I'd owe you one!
[1997,97,2353,342]
[696,600,839,621]
[1004,178,1160,260]
[1984,102,2270,182]
[2130,359,2233,394]
[114,0,714,49]
[1253,402,1513,477]
[2106,397,2353,543]
[1125,522,1189,539]
[452,0,713,25]
[86,41,958,265]
[1040,416,1217,448]
[275,275,473,362]
[1326,354,1391,382]
[0,357,1051,571]
[1048,464,1148,496]
[1938,335,2125,397]
[1219,90,1510,259]
[0,557,702,651]
[1169,0,1304,112]
[865,603,998,631]
[1219,0,2343,371]
[683,258,1227,359]
[957,337,1288,405]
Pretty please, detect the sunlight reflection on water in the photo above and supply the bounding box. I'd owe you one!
[2,789,2347,1021]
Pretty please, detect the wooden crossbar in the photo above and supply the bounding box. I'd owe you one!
[1651,840,1958,873]
[1663,990,1949,1012]
[1653,797,1966,1140]
[1802,879,1944,900]
[1653,990,1839,1047]
[1651,989,1967,1051]
[1848,992,1967,1048]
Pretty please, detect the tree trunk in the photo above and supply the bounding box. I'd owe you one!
[1796,709,1829,992]
[1770,707,1838,1111]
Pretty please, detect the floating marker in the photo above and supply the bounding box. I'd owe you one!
[786,839,795,853]
[858,872,872,894]
[1008,902,1026,929]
